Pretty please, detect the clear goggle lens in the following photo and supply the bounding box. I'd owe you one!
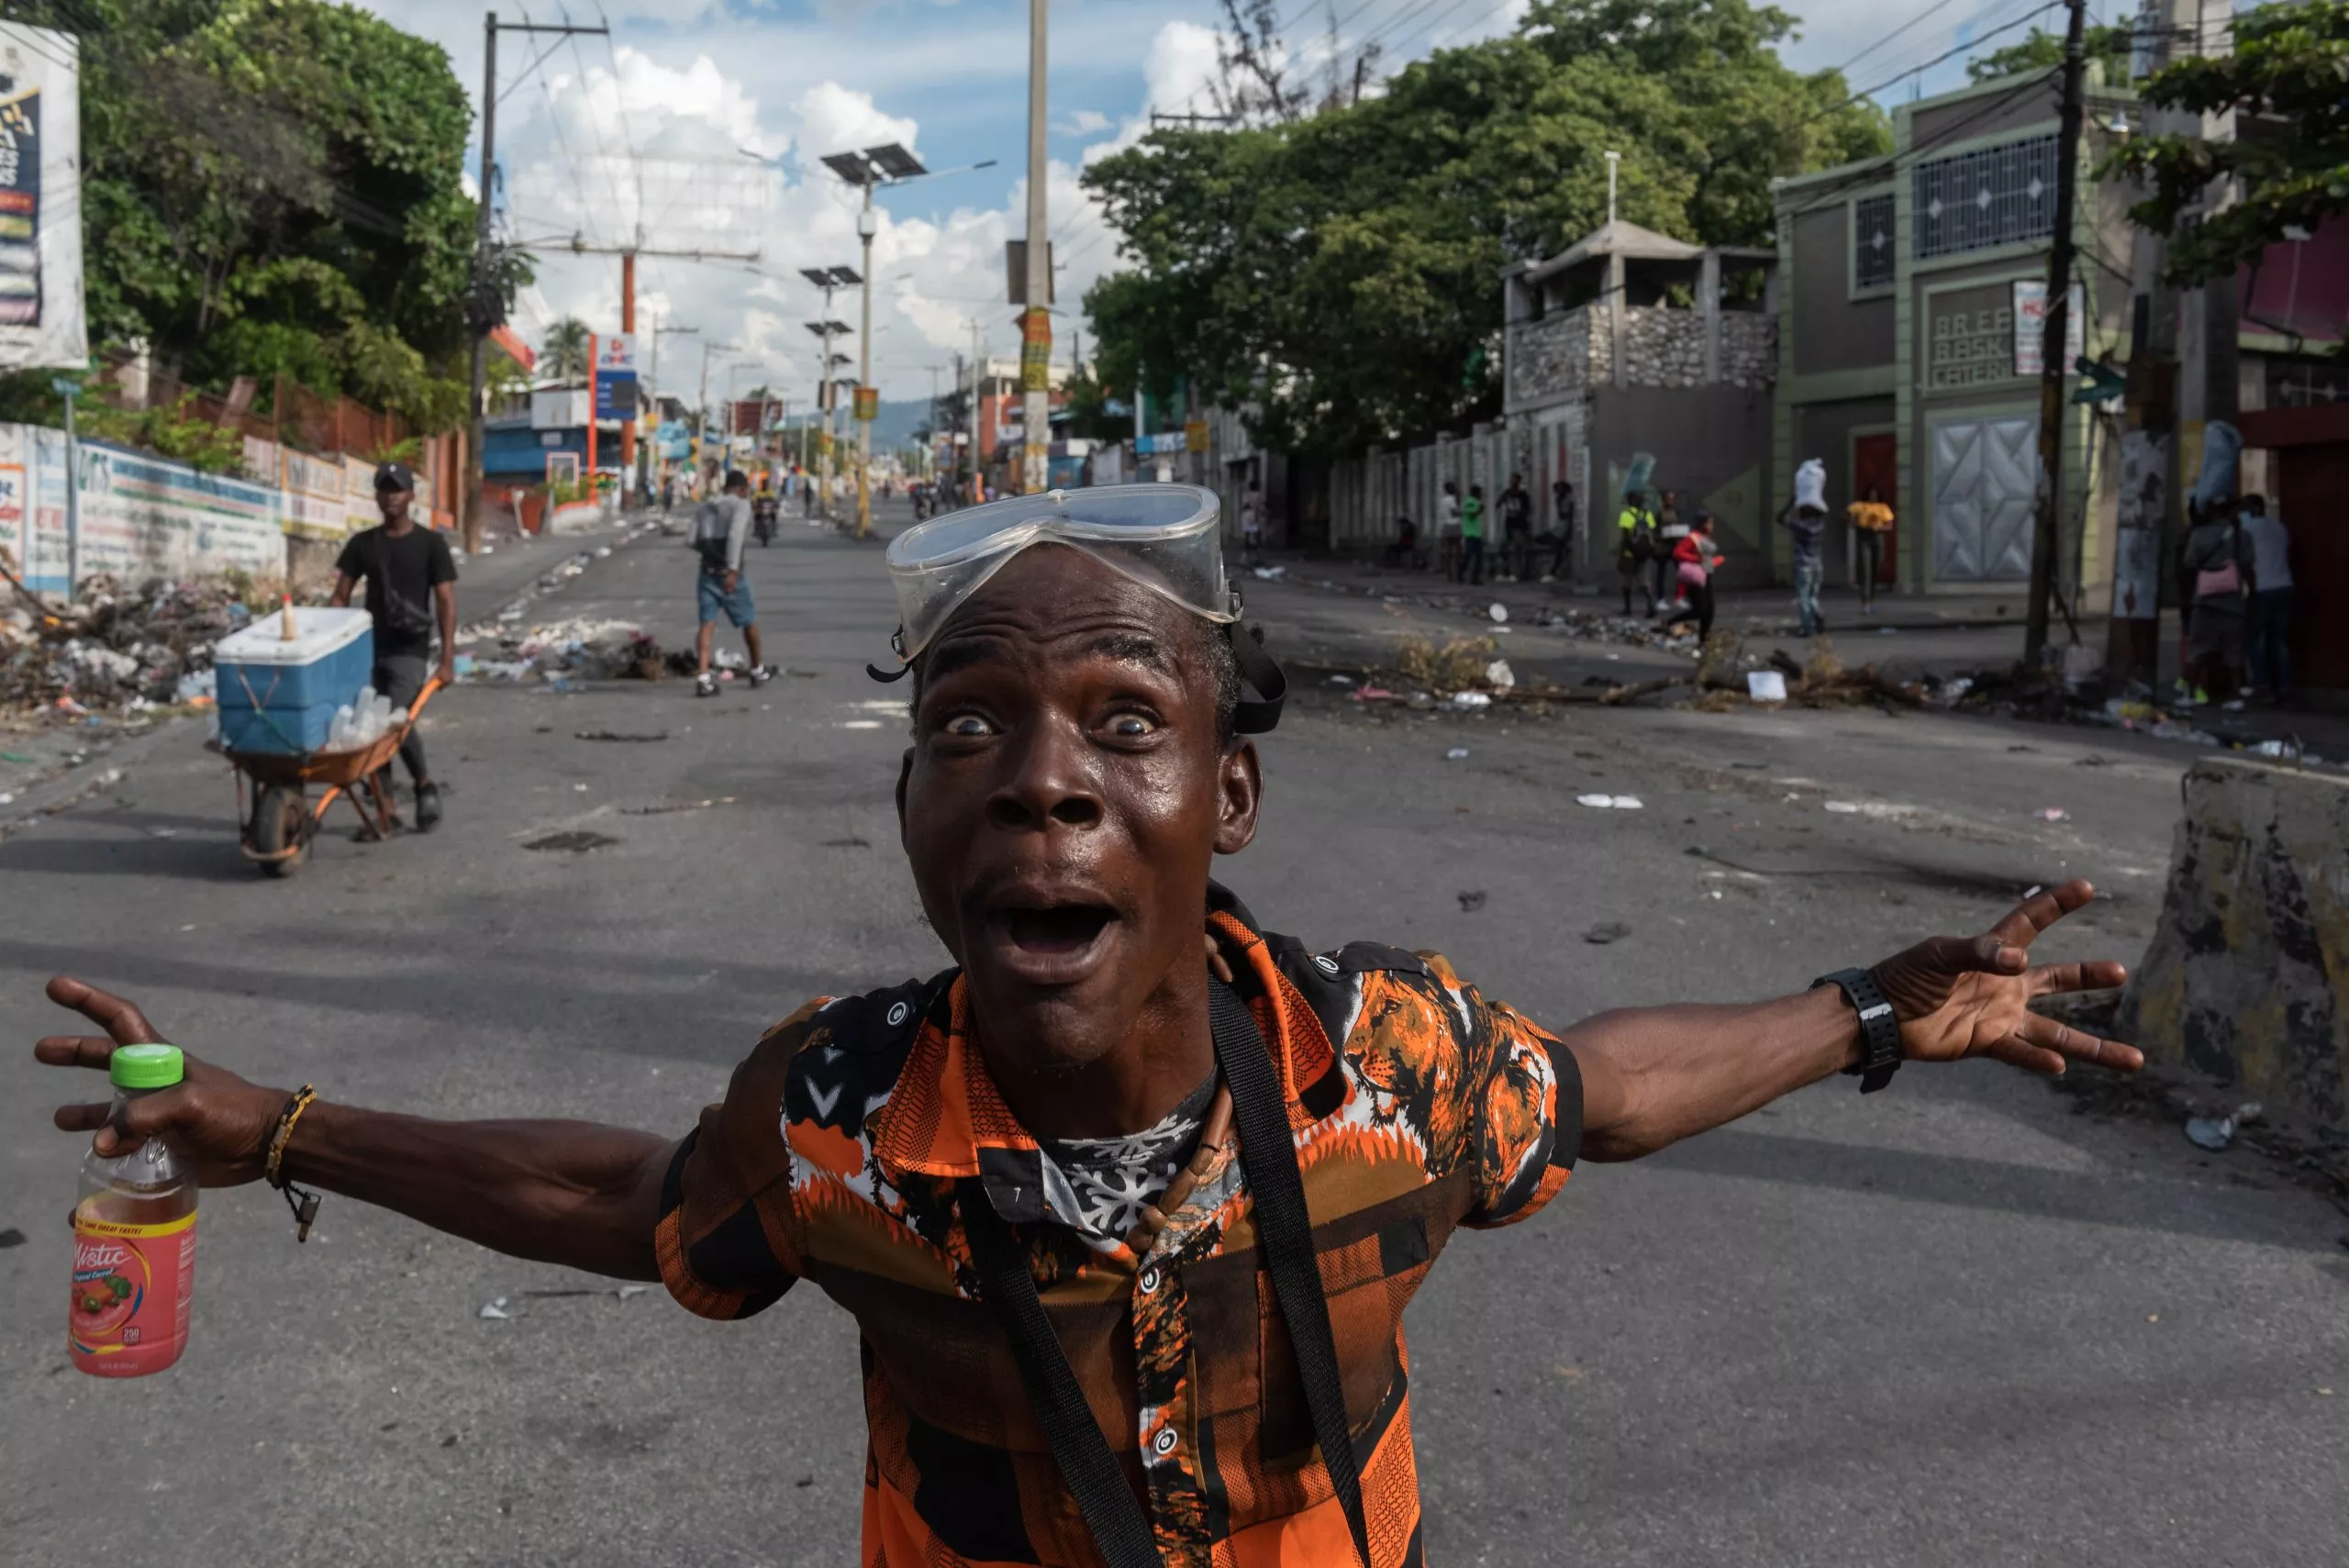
[883,484,1232,660]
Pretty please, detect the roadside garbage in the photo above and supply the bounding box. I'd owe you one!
[1328,673,1354,685]
[1457,890,1486,911]
[1486,603,1508,624]
[1444,747,1470,760]
[1823,801,1860,814]
[1352,685,1394,701]
[1484,659,1515,691]
[1746,671,1788,703]
[1448,690,1492,711]
[1584,921,1631,945]
[2185,1117,2235,1151]
[1576,794,1642,809]
[2041,806,2069,822]
[3,573,268,713]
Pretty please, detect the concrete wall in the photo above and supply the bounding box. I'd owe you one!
[2116,761,2349,1135]
[1789,202,1895,376]
[1592,383,1775,589]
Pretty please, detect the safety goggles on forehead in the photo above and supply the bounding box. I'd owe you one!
[877,484,1285,733]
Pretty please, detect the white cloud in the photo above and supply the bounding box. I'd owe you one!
[1057,107,1112,136]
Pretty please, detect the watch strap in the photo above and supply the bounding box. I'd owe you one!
[1814,967,1903,1093]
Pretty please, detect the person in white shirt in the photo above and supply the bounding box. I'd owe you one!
[2240,494,2294,701]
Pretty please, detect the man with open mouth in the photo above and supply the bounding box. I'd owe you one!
[37,484,2141,1567]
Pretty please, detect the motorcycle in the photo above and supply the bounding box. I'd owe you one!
[752,495,779,547]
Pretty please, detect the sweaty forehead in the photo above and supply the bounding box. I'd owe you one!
[932,545,1193,651]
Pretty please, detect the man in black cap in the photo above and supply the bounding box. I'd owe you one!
[329,462,457,830]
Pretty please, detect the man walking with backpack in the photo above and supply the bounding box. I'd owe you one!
[692,470,775,698]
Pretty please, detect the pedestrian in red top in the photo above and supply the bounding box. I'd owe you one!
[37,487,2140,1568]
[1669,509,1725,640]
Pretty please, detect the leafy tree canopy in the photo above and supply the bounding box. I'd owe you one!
[2110,0,2349,291]
[1082,1,1887,455]
[5,0,519,432]
[1965,23,2136,83]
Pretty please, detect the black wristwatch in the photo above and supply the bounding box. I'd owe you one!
[1813,967,1903,1093]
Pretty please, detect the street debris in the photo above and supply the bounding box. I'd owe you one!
[1576,794,1643,809]
[574,729,669,743]
[1823,801,1860,814]
[1483,659,1515,691]
[2041,806,2070,822]
[2,572,258,714]
[1486,603,1508,624]
[1457,890,1486,911]
[1444,747,1470,761]
[1746,671,1788,703]
[1583,921,1631,944]
[480,1284,649,1319]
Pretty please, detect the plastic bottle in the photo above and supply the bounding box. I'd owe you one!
[279,595,297,641]
[70,1044,198,1377]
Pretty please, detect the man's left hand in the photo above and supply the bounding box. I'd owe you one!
[1871,880,2142,1075]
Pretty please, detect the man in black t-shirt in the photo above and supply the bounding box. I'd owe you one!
[330,462,458,830]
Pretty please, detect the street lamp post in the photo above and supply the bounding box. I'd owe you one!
[1022,0,1051,496]
[814,147,996,535]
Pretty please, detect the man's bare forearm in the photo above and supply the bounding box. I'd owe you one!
[1563,986,1860,1162]
[281,1102,674,1279]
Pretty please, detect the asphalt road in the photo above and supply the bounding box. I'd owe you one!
[3,504,2343,1567]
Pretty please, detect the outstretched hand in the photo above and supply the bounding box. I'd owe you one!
[36,976,287,1186]
[1872,881,2143,1076]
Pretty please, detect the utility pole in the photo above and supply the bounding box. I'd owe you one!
[1021,0,1052,495]
[2023,0,2087,667]
[697,339,737,484]
[858,186,877,536]
[1604,150,1620,225]
[466,11,608,551]
[651,319,698,497]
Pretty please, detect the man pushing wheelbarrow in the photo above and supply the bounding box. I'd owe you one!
[328,462,457,831]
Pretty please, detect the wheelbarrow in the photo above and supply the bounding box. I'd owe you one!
[216,678,446,877]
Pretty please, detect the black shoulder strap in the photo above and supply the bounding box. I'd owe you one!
[960,977,1371,1568]
[961,1179,1163,1566]
[1208,977,1374,1568]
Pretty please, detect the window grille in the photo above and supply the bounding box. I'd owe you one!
[1853,194,1895,289]
[1912,136,2058,261]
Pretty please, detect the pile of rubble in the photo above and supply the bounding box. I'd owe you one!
[455,615,702,686]
[1,571,262,714]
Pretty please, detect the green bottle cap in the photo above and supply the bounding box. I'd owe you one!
[109,1043,184,1089]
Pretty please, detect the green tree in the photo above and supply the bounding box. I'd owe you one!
[1965,23,2135,84]
[1082,3,1886,455]
[542,317,593,382]
[2109,0,2349,292]
[1,0,517,433]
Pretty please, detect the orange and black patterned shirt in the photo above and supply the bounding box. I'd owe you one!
[656,888,1583,1567]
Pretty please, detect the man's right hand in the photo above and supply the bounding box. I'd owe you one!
[38,976,287,1186]
[723,569,740,594]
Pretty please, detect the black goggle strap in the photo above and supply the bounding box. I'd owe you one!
[867,626,913,684]
[1229,623,1286,736]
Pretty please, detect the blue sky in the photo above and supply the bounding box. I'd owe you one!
[364,0,2042,406]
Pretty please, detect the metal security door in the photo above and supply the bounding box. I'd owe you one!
[1931,414,2037,581]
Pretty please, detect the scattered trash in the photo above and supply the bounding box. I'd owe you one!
[1483,659,1515,691]
[480,1283,649,1320]
[1251,563,1287,580]
[1447,690,1492,711]
[0,1226,25,1249]
[1746,671,1788,703]
[574,729,669,743]
[1457,890,1487,911]
[1486,603,1508,624]
[595,546,613,558]
[1328,673,1354,685]
[572,782,590,791]
[95,768,122,787]
[1444,747,1470,761]
[1575,794,1642,809]
[4,574,271,714]
[1823,801,1861,814]
[479,1297,516,1320]
[2185,1116,2236,1151]
[523,830,620,852]
[2040,806,2069,822]
[0,751,31,763]
[1351,685,1394,701]
[145,828,176,839]
[1583,921,1631,945]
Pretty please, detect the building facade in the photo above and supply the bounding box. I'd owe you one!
[1773,70,2142,599]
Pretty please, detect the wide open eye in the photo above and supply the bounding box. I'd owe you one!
[942,713,996,738]
[1103,712,1159,739]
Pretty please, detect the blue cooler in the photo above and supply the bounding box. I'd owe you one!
[214,607,374,754]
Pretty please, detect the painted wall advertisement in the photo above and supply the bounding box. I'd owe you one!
[73,444,281,584]
[2110,428,2168,621]
[281,447,347,540]
[0,24,87,372]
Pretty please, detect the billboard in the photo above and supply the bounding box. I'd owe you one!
[594,331,637,419]
[0,25,86,371]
